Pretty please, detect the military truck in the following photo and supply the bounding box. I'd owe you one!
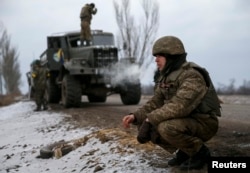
[38,30,141,108]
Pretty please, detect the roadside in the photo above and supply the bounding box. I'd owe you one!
[52,94,250,169]
[0,95,249,173]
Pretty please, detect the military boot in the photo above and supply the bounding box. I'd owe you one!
[43,101,48,110]
[179,144,211,170]
[34,107,41,112]
[168,149,189,166]
[43,105,48,110]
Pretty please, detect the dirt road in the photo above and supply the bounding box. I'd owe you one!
[50,94,250,170]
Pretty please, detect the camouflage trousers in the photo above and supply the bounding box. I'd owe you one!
[34,88,47,110]
[80,20,92,41]
[151,114,218,156]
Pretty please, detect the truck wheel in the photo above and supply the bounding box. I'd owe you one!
[61,75,81,108]
[120,83,141,105]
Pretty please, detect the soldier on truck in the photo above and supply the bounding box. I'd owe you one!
[80,3,97,45]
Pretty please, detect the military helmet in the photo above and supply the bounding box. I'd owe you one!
[90,3,95,8]
[152,36,185,56]
[31,59,41,66]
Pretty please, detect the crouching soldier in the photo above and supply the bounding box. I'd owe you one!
[122,36,221,170]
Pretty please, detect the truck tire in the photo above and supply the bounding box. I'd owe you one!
[61,75,81,108]
[120,83,141,105]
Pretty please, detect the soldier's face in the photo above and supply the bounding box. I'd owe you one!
[155,55,166,71]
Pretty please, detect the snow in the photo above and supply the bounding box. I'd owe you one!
[0,101,167,173]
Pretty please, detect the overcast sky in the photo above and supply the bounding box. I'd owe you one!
[1,0,250,94]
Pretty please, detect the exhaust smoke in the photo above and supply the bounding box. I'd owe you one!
[101,62,141,87]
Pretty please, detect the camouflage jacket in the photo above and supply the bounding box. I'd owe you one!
[32,66,49,90]
[133,62,221,127]
[80,4,97,23]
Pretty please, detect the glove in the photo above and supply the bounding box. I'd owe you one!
[31,72,36,78]
[137,120,152,144]
[150,126,161,144]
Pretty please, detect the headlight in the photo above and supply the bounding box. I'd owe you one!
[81,60,86,65]
[72,60,77,65]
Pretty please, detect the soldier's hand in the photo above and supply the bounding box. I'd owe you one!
[122,114,135,128]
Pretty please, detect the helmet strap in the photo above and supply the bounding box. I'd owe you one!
[162,53,187,76]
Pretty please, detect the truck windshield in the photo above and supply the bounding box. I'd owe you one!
[92,35,114,46]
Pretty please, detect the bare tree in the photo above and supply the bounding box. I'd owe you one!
[238,80,250,95]
[113,0,159,73]
[0,23,21,95]
[0,23,3,94]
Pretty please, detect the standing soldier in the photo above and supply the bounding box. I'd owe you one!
[80,3,97,45]
[31,60,50,111]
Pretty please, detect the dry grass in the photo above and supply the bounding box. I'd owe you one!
[0,93,21,107]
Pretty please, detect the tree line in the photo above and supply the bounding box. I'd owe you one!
[142,80,250,95]
[216,79,250,95]
[0,22,21,96]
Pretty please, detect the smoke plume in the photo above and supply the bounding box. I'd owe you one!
[101,62,141,87]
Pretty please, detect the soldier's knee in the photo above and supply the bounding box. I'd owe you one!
[158,120,179,139]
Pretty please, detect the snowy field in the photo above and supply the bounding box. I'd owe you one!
[0,101,167,173]
[1,95,249,173]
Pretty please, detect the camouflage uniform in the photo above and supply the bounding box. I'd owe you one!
[32,62,49,111]
[132,36,221,166]
[80,3,97,42]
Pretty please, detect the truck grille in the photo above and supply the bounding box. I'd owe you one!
[93,47,118,68]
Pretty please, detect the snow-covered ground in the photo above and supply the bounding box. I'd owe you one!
[0,101,167,173]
